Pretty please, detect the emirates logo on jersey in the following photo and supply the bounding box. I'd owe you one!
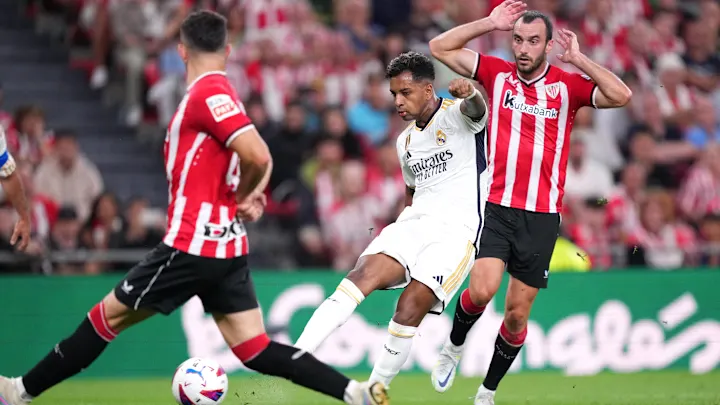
[502,90,559,119]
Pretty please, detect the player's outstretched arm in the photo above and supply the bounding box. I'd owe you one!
[0,142,31,251]
[228,128,273,203]
[429,0,526,77]
[556,29,632,108]
[449,78,487,120]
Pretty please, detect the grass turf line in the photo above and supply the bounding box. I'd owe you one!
[32,371,720,405]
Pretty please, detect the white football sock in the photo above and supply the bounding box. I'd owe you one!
[369,320,417,387]
[295,279,365,353]
[343,379,360,404]
[16,377,33,402]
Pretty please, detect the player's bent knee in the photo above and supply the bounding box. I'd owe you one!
[214,308,266,348]
[503,308,530,333]
[102,291,153,332]
[347,254,405,295]
[468,277,497,306]
[393,281,437,326]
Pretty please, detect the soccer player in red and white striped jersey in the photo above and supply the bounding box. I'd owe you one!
[427,2,632,403]
[0,11,388,405]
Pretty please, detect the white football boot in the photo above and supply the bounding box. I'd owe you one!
[474,385,496,405]
[0,377,29,405]
[430,339,463,393]
[352,381,389,405]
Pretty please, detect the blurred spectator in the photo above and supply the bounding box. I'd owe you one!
[246,38,296,121]
[607,162,648,239]
[0,82,11,130]
[34,131,104,221]
[626,128,695,189]
[699,214,720,266]
[402,0,445,55]
[245,95,280,140]
[653,53,694,128]
[80,192,124,273]
[627,189,696,269]
[564,130,614,201]
[323,33,368,107]
[17,163,58,246]
[7,105,53,167]
[368,138,405,218]
[108,0,190,126]
[575,106,624,173]
[630,91,683,142]
[319,106,365,160]
[121,197,164,249]
[48,206,85,275]
[685,95,720,148]
[335,0,383,55]
[324,160,383,270]
[266,100,313,190]
[682,17,720,95]
[347,73,392,145]
[567,197,613,270]
[304,136,345,220]
[678,144,720,223]
[651,8,684,55]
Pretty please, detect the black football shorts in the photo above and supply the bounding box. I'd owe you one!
[476,202,560,288]
[114,243,258,315]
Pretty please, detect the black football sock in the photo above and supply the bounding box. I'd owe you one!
[234,335,351,402]
[22,316,111,397]
[482,324,527,391]
[449,289,486,346]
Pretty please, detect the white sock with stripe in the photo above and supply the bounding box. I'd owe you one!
[294,279,365,354]
[369,320,417,387]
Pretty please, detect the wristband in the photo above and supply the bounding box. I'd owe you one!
[466,88,481,100]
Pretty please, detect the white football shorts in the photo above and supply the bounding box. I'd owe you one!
[359,216,476,314]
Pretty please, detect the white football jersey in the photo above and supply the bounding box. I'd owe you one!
[0,126,16,178]
[395,97,488,245]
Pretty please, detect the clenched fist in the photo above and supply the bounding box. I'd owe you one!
[448,78,477,99]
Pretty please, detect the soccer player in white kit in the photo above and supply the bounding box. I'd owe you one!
[295,51,488,388]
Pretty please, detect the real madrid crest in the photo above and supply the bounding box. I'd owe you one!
[436,129,447,146]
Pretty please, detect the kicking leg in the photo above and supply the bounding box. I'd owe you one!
[475,276,537,404]
[369,280,437,387]
[294,254,407,353]
[0,292,153,404]
[214,309,388,405]
[432,257,504,393]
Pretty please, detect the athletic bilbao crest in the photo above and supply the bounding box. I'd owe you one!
[435,130,447,146]
[545,83,559,99]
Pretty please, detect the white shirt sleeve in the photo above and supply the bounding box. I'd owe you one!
[445,97,488,134]
[395,133,415,189]
[0,127,16,178]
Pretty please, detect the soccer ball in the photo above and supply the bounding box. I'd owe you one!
[171,357,228,405]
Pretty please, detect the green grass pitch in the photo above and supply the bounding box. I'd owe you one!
[32,371,720,405]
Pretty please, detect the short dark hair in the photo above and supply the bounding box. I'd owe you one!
[53,129,77,142]
[386,51,435,82]
[518,10,554,41]
[180,10,228,53]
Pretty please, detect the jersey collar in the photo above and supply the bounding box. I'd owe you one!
[516,62,550,87]
[187,71,227,91]
[415,97,443,131]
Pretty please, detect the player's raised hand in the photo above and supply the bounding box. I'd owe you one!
[555,29,583,64]
[10,217,30,251]
[448,78,476,99]
[489,0,528,31]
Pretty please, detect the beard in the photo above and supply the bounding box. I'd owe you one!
[516,53,546,75]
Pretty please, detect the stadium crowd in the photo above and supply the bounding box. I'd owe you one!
[1,0,719,273]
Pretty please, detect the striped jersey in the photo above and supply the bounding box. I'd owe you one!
[472,52,597,213]
[163,71,254,258]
